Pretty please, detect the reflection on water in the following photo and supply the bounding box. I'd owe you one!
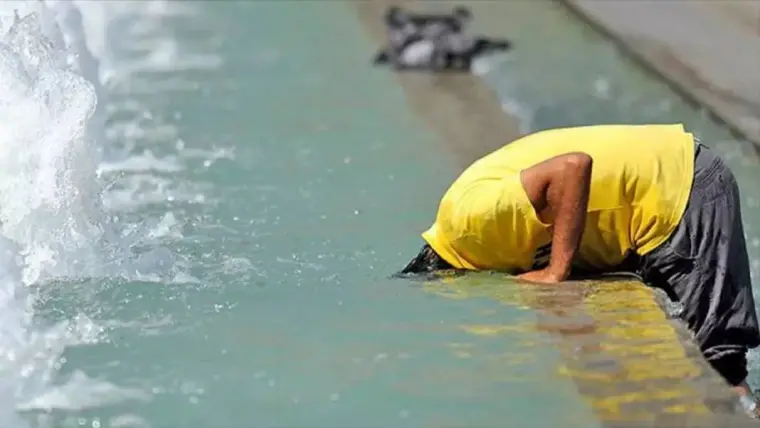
[422,273,757,426]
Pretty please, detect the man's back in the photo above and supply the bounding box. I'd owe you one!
[423,124,696,272]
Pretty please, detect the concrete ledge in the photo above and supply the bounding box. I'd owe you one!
[558,0,760,146]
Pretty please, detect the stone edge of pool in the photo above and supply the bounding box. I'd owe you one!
[350,0,759,425]
[557,0,760,148]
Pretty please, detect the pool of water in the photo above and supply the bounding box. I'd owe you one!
[1,0,759,427]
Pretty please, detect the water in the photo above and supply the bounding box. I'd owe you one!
[0,0,757,427]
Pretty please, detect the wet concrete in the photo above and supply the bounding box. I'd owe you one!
[559,0,760,146]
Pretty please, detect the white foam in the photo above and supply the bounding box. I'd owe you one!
[98,150,184,174]
[0,3,106,422]
[17,371,151,412]
[0,4,108,284]
[102,174,209,212]
[0,0,232,421]
[0,1,185,422]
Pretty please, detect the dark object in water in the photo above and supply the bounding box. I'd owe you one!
[373,5,512,72]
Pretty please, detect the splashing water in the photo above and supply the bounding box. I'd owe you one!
[0,1,176,424]
[0,8,109,285]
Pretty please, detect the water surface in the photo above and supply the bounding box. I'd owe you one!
[0,1,758,427]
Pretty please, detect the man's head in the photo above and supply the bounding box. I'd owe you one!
[397,244,453,276]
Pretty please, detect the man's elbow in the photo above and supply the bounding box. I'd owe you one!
[562,152,593,173]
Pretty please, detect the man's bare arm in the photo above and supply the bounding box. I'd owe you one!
[518,152,593,282]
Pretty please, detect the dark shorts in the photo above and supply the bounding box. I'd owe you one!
[639,141,760,386]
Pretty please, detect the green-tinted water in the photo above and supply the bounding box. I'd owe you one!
[30,1,592,427]
[11,0,760,427]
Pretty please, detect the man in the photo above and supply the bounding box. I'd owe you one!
[399,124,760,413]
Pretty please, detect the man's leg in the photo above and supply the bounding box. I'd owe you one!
[640,143,760,414]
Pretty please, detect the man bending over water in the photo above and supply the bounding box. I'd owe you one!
[399,124,760,414]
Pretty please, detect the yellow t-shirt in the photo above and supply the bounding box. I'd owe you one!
[422,124,695,272]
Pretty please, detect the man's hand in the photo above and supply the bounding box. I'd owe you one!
[516,267,564,284]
